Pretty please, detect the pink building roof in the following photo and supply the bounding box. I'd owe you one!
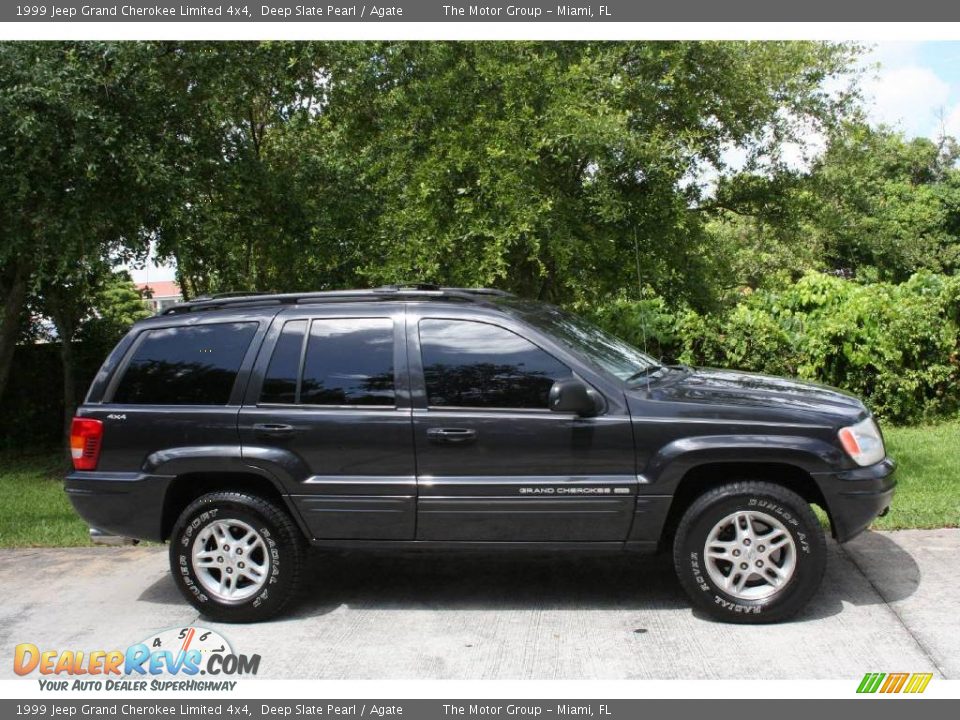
[137,281,181,298]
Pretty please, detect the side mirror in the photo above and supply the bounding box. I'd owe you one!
[549,378,601,417]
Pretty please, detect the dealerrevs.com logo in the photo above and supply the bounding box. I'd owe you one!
[13,627,260,691]
[857,672,933,694]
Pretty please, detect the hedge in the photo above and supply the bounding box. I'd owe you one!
[588,272,960,424]
[0,343,105,449]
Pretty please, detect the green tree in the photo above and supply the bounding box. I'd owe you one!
[146,41,860,308]
[808,124,960,280]
[320,41,859,307]
[149,42,343,297]
[0,42,169,404]
[34,265,149,446]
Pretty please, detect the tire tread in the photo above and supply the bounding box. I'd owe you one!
[672,480,826,624]
[169,491,306,623]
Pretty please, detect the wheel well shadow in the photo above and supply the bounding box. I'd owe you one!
[659,462,832,548]
[160,472,288,541]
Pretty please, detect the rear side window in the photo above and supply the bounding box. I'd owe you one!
[419,319,571,409]
[112,323,257,405]
[301,318,395,406]
[259,317,395,407]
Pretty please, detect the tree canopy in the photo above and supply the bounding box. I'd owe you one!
[2,40,959,433]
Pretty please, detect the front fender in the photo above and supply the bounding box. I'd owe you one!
[642,434,847,492]
[625,433,851,547]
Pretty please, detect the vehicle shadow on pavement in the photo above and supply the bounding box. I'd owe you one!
[291,550,690,618]
[137,531,920,624]
[776,531,921,623]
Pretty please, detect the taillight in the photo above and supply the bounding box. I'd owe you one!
[70,418,103,471]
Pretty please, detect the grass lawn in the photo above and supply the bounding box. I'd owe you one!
[0,421,957,547]
[873,420,960,530]
[0,449,90,547]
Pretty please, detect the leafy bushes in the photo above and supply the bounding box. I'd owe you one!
[588,272,960,424]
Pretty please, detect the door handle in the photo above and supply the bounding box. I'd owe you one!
[426,427,478,445]
[253,423,296,438]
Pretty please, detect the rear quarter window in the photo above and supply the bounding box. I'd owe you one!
[111,322,258,405]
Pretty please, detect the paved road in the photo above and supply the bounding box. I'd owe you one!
[1,529,956,679]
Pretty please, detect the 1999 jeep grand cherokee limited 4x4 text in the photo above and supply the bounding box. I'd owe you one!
[65,285,895,623]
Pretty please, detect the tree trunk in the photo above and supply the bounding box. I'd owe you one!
[172,250,193,301]
[0,262,29,405]
[59,334,77,447]
[48,291,78,461]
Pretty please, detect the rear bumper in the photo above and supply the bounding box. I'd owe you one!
[65,471,173,542]
[814,457,896,543]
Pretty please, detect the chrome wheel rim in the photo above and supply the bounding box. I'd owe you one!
[191,519,269,602]
[703,510,797,601]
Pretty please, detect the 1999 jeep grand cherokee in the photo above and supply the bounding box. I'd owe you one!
[65,285,895,623]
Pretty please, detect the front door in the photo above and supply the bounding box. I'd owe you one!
[409,315,637,542]
[239,307,415,540]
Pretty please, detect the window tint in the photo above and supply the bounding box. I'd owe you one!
[419,319,571,409]
[260,320,307,404]
[113,323,257,405]
[501,299,659,381]
[300,318,395,406]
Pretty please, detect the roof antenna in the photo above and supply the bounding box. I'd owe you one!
[633,228,653,395]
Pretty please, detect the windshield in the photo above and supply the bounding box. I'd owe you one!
[500,299,661,383]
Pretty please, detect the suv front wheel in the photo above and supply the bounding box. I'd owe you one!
[169,491,306,622]
[673,481,826,623]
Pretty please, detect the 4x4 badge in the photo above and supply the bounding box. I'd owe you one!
[107,414,127,421]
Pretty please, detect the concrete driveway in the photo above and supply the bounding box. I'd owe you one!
[0,529,957,680]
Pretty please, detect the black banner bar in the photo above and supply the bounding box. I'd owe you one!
[2,0,958,23]
[0,700,956,720]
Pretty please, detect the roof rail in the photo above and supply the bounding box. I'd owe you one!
[160,286,514,316]
[206,291,273,300]
[444,287,513,297]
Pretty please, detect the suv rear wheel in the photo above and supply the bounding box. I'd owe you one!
[169,491,306,622]
[672,481,826,623]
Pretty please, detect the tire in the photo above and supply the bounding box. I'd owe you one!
[169,491,306,622]
[672,481,826,624]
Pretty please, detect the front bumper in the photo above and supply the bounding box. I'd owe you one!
[814,456,896,543]
[65,471,173,542]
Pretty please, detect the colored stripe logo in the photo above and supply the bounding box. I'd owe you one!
[857,672,933,694]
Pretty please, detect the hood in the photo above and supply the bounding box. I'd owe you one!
[645,367,866,423]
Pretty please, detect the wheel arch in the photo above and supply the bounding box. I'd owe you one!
[643,434,842,547]
[160,469,310,542]
[657,460,831,546]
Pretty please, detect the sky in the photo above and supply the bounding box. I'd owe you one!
[129,41,960,287]
[863,42,960,139]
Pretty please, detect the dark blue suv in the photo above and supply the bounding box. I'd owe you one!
[65,286,895,623]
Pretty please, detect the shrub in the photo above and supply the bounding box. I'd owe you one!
[590,272,960,424]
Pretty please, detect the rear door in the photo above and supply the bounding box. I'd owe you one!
[408,310,637,542]
[239,304,415,540]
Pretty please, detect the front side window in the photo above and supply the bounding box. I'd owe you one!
[497,298,660,382]
[419,319,571,409]
[113,322,258,405]
[299,318,395,406]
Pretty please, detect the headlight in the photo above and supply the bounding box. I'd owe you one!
[838,417,885,466]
